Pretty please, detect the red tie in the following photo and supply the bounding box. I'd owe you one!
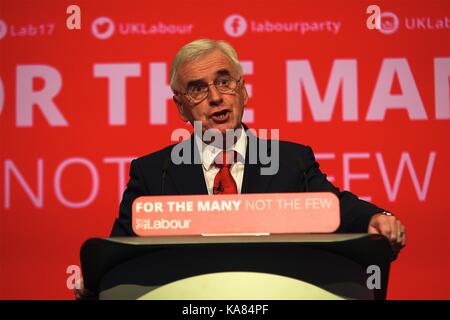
[213,151,238,194]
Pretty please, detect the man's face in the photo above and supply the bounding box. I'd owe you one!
[173,49,248,135]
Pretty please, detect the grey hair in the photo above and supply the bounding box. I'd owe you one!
[170,39,243,91]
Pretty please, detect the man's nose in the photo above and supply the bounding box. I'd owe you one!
[208,85,223,106]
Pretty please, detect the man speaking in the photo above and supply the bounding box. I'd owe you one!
[110,38,406,251]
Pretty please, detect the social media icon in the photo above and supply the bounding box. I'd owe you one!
[379,12,399,35]
[91,17,115,40]
[224,14,247,37]
[0,20,8,40]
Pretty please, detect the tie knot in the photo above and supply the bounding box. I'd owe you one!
[214,150,237,167]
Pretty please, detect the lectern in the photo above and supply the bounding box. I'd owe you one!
[80,233,393,300]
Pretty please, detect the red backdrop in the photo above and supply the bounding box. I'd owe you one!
[0,0,449,299]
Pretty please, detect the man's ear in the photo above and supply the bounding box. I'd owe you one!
[242,82,249,107]
[173,96,189,122]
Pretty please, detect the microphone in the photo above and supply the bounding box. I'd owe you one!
[297,157,309,192]
[213,181,224,194]
[161,157,171,195]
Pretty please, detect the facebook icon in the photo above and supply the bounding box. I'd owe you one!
[224,14,247,37]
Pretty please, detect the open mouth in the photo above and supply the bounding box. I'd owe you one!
[210,109,230,123]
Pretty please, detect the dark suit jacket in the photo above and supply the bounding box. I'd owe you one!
[111,132,384,236]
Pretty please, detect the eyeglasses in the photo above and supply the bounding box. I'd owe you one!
[175,75,243,104]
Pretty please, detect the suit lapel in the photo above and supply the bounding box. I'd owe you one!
[241,128,275,194]
[167,137,208,195]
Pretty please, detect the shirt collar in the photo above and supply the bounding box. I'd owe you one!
[195,126,247,171]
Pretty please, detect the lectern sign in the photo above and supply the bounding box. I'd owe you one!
[132,192,340,236]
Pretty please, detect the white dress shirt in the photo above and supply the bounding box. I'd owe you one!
[195,128,247,195]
